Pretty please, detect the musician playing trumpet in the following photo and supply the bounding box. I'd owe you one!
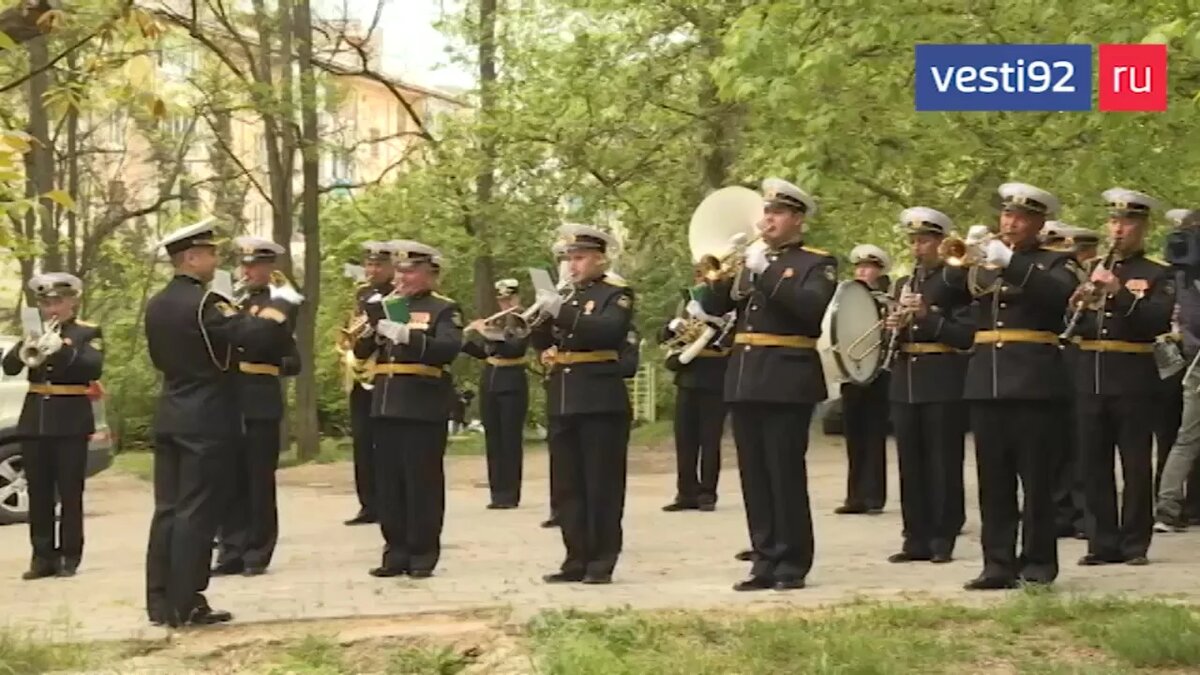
[530,224,634,585]
[462,279,530,509]
[883,208,974,565]
[1071,189,1172,567]
[3,273,102,580]
[658,265,732,513]
[693,178,837,592]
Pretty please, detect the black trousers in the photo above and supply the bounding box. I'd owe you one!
[548,412,629,577]
[481,387,528,507]
[673,387,725,506]
[146,434,232,621]
[1052,399,1087,535]
[216,420,281,569]
[892,401,965,557]
[1153,377,1200,518]
[970,401,1058,583]
[731,402,815,582]
[350,386,376,518]
[24,436,88,568]
[374,418,448,573]
[1078,393,1155,560]
[840,378,888,510]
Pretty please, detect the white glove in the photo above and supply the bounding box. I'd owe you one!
[535,288,563,318]
[37,330,64,356]
[966,224,991,244]
[983,238,1013,268]
[269,283,305,305]
[376,319,410,345]
[685,300,721,324]
[744,241,770,275]
[728,232,749,248]
[668,318,686,333]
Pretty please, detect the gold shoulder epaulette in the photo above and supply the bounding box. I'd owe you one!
[354,281,370,289]
[801,245,830,257]
[76,319,97,327]
[604,273,628,287]
[1147,255,1167,266]
[432,291,456,303]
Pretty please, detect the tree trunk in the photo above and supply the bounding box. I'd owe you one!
[25,36,58,281]
[471,0,498,315]
[0,0,53,46]
[292,0,320,460]
[65,52,79,275]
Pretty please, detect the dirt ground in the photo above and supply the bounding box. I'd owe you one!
[2,429,1199,649]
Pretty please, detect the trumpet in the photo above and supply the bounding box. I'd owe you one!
[469,292,566,341]
[939,229,1006,269]
[696,232,761,284]
[234,269,291,305]
[21,317,61,369]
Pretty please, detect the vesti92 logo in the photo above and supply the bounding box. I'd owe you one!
[914,43,1167,112]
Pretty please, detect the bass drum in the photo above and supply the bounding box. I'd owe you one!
[818,280,885,399]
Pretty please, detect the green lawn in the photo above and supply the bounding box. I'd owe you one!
[5,592,1200,674]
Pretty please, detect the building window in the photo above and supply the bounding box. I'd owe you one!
[369,128,380,158]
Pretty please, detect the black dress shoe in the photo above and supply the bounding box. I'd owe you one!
[866,507,884,515]
[834,504,867,515]
[887,552,931,563]
[773,578,805,591]
[487,503,517,510]
[242,566,266,577]
[408,569,433,579]
[369,566,406,578]
[582,573,612,585]
[698,503,716,512]
[57,564,77,577]
[21,566,57,581]
[1078,554,1122,566]
[211,561,244,576]
[540,517,559,528]
[963,575,1018,591]
[734,549,756,562]
[930,552,953,564]
[188,606,233,625]
[1125,556,1150,566]
[662,502,698,512]
[733,576,774,592]
[344,513,377,526]
[543,571,585,583]
[1073,530,1088,540]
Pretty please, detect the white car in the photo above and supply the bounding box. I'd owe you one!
[0,335,114,525]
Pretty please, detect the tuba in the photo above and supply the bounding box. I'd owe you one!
[688,186,764,301]
[21,316,61,369]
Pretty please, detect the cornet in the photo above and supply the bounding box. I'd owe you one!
[1060,238,1119,340]
[939,228,1005,269]
[21,317,61,369]
[234,269,291,306]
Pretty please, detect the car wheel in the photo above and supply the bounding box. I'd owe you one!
[0,443,29,525]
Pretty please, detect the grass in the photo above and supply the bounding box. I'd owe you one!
[111,420,674,481]
[0,628,96,675]
[527,590,1200,674]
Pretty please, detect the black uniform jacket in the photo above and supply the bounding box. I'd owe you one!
[960,246,1079,401]
[348,279,395,392]
[235,286,300,421]
[701,242,837,404]
[1071,250,1173,396]
[658,307,730,393]
[146,274,293,436]
[619,326,640,379]
[354,290,462,422]
[462,329,529,395]
[530,273,634,417]
[888,264,976,404]
[2,318,103,436]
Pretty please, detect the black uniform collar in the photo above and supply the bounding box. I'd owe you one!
[371,279,394,292]
[407,289,432,300]
[1115,249,1145,263]
[173,273,205,285]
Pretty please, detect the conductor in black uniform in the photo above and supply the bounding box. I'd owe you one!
[884,207,974,564]
[344,241,397,526]
[531,224,635,585]
[355,240,462,579]
[957,183,1080,590]
[462,278,530,509]
[1071,188,1173,566]
[212,237,300,576]
[696,177,837,591]
[837,244,892,515]
[4,273,103,580]
[144,219,302,627]
[659,269,730,513]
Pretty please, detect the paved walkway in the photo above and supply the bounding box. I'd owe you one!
[2,432,1198,642]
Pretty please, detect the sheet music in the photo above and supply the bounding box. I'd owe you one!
[528,268,556,295]
[20,307,43,339]
[210,270,235,301]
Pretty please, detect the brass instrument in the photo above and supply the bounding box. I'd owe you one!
[1060,239,1119,340]
[938,227,1011,297]
[21,316,61,368]
[687,186,764,302]
[661,293,733,365]
[465,301,552,342]
[234,269,290,305]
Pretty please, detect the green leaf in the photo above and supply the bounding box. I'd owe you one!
[44,189,76,210]
[0,31,16,51]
